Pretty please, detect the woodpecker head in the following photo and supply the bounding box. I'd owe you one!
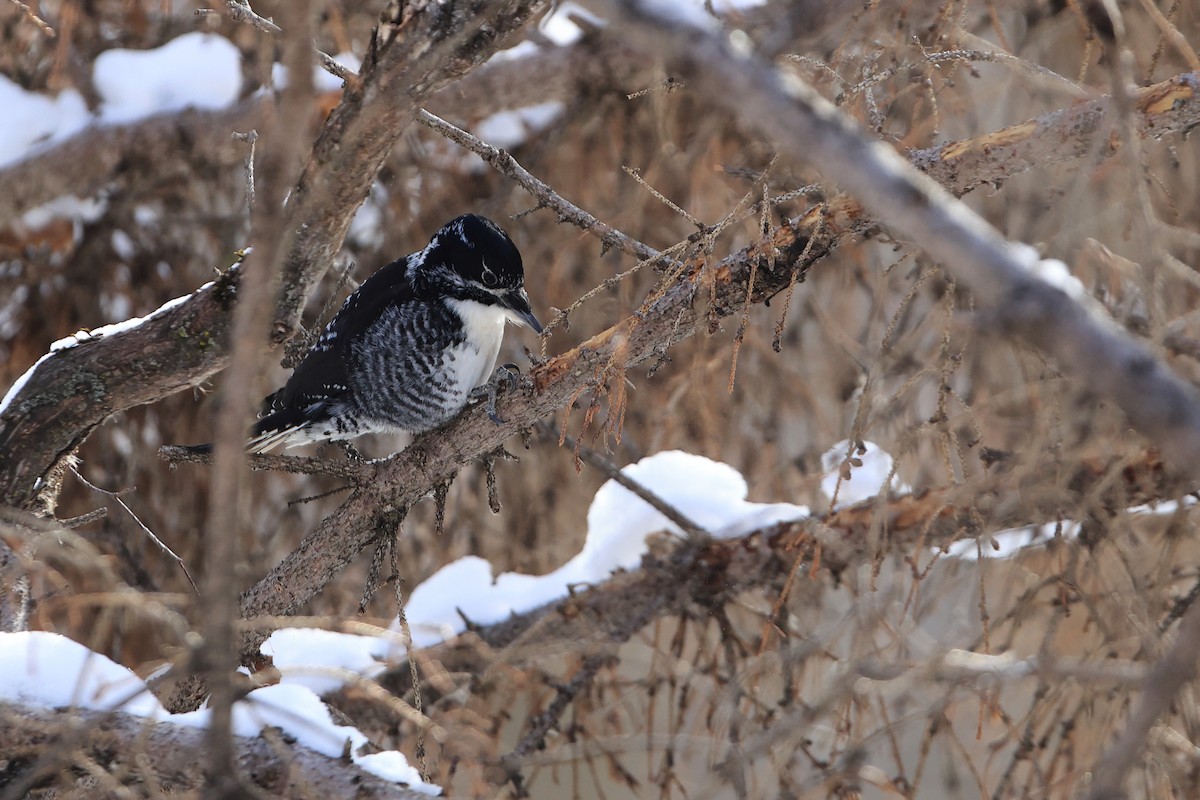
[424,214,543,333]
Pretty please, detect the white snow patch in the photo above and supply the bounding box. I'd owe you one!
[1009,244,1085,300]
[94,32,242,124]
[261,628,399,696]
[349,183,389,250]
[403,451,808,647]
[134,204,160,227]
[491,40,541,62]
[356,751,440,794]
[946,521,1080,560]
[0,631,170,717]
[2,33,241,171]
[0,75,90,169]
[21,195,108,231]
[111,229,135,260]
[475,102,564,150]
[539,2,605,45]
[634,0,718,30]
[820,440,909,509]
[0,631,439,794]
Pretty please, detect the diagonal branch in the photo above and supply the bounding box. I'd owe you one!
[597,0,1200,479]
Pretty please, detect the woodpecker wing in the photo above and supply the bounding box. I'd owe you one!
[255,255,418,439]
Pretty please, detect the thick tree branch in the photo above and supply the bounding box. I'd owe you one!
[0,701,432,799]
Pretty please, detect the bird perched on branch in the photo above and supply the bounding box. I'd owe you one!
[189,214,541,454]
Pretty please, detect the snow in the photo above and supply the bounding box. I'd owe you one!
[0,630,169,717]
[261,627,400,695]
[0,75,90,169]
[945,521,1080,560]
[403,451,809,647]
[20,195,108,231]
[820,440,909,509]
[475,102,565,150]
[0,631,440,795]
[93,32,242,124]
[1,33,241,171]
[111,229,135,260]
[349,183,389,250]
[1009,243,1086,299]
[539,2,605,46]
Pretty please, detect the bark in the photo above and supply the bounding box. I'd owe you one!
[0,700,433,799]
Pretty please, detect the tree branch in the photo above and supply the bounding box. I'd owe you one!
[597,0,1200,480]
[0,700,433,799]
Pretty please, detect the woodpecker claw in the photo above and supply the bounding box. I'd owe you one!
[473,364,523,425]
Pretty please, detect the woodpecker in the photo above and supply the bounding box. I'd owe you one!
[190,214,542,454]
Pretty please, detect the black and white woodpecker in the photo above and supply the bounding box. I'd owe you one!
[191,214,542,454]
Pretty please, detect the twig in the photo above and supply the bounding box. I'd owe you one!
[502,653,613,766]
[1086,599,1200,799]
[231,130,258,215]
[622,165,704,229]
[416,109,662,263]
[57,507,107,528]
[195,0,281,34]
[158,444,372,482]
[550,425,709,542]
[7,0,55,36]
[1135,0,1200,71]
[599,0,1200,481]
[70,468,198,594]
[315,49,358,86]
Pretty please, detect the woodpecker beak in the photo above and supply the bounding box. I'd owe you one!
[501,287,543,333]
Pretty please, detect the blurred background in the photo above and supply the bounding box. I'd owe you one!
[3,0,1200,796]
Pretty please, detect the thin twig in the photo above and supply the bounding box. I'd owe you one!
[550,425,709,542]
[416,109,662,263]
[1086,599,1200,799]
[7,0,55,36]
[70,468,198,594]
[158,444,371,482]
[195,0,281,34]
[231,130,258,215]
[57,507,107,528]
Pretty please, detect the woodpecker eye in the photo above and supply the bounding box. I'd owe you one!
[481,266,499,288]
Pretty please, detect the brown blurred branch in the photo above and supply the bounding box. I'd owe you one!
[0,99,261,227]
[599,0,1200,477]
[0,700,433,799]
[910,69,1200,196]
[0,33,653,227]
[1086,599,1200,800]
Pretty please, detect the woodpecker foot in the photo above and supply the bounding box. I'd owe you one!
[336,440,368,462]
[471,364,522,424]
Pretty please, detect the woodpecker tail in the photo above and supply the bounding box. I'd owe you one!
[244,408,313,454]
